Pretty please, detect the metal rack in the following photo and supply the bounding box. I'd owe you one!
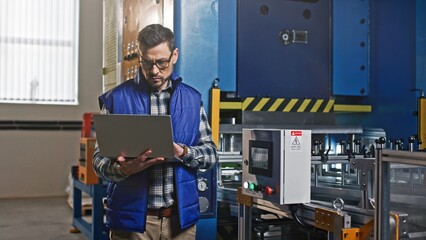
[375,149,426,240]
[72,178,108,240]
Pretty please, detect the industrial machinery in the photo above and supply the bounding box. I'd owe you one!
[216,124,243,236]
[241,129,311,205]
[215,0,426,238]
[214,121,426,239]
[213,91,426,239]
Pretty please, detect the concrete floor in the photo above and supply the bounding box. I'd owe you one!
[0,197,88,240]
[0,196,323,240]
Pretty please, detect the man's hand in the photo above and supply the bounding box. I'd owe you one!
[173,142,186,158]
[116,150,165,176]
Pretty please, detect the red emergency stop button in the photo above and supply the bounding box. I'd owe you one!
[264,186,275,195]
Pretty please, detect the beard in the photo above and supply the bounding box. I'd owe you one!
[146,74,169,91]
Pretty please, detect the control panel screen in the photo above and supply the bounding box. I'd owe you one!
[249,140,273,177]
[251,147,269,169]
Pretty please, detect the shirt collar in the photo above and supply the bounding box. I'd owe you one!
[152,80,173,94]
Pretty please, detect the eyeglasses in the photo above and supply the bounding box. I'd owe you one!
[139,51,174,70]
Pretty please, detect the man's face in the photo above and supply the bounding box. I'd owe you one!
[139,42,178,91]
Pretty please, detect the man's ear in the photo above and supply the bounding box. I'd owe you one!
[172,48,179,64]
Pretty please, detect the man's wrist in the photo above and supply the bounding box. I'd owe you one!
[118,164,129,176]
[179,145,188,158]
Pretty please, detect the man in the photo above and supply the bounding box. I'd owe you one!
[93,24,217,240]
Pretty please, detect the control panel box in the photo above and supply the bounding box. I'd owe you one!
[242,129,311,205]
[78,138,98,184]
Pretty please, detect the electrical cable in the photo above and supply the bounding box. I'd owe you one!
[288,204,311,229]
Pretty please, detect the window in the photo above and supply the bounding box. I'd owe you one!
[0,0,79,105]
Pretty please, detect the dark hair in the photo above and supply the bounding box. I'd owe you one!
[137,24,175,53]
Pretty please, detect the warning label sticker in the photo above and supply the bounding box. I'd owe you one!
[290,130,302,152]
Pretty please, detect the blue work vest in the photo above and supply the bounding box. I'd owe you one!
[98,72,201,233]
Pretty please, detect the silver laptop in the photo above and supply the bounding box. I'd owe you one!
[92,114,175,159]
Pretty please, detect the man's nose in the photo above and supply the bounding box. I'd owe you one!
[151,64,160,74]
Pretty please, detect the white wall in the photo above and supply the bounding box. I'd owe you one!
[0,0,103,198]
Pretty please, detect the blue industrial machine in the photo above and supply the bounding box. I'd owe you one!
[333,0,370,96]
[186,0,424,239]
[237,0,332,99]
[234,0,419,148]
[216,0,425,239]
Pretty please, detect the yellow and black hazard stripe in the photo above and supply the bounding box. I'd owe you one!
[241,97,334,112]
[220,97,372,113]
[221,98,333,112]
